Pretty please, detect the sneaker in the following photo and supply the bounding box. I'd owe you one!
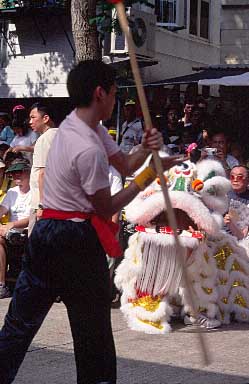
[0,284,11,299]
[184,314,221,329]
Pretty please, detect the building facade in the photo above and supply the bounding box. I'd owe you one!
[2,0,247,100]
[0,2,74,100]
[220,0,249,65]
[144,0,221,82]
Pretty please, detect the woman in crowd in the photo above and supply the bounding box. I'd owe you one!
[7,108,39,163]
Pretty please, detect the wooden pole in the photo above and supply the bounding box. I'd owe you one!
[115,1,210,365]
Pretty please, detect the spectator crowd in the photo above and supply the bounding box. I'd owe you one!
[0,103,57,298]
[0,92,249,302]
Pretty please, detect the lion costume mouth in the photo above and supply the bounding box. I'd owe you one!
[150,209,198,231]
[126,190,220,236]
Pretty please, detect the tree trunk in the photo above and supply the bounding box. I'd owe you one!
[71,0,101,62]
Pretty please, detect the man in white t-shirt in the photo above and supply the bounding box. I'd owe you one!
[119,99,143,154]
[0,159,31,299]
[28,103,57,234]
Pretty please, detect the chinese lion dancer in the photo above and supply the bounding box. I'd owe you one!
[115,157,249,334]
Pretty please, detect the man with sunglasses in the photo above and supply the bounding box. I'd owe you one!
[224,165,249,239]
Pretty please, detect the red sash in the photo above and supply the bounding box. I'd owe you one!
[41,209,122,258]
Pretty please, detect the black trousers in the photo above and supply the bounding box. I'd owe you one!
[0,219,116,384]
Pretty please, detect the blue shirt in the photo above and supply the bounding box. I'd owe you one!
[0,125,15,145]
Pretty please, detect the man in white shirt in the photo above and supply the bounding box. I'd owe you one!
[28,103,57,234]
[0,159,31,299]
[119,99,143,154]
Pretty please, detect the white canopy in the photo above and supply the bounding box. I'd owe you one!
[199,72,249,86]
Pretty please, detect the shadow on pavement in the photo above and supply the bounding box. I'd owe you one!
[14,346,249,384]
[118,357,249,384]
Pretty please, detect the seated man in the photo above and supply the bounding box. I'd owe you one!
[0,159,31,298]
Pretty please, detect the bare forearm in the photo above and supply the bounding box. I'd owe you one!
[0,206,8,218]
[90,155,185,219]
[112,212,120,225]
[38,168,45,203]
[109,182,140,216]
[110,146,150,176]
[124,146,152,175]
[12,145,35,153]
[10,217,29,229]
[229,222,244,240]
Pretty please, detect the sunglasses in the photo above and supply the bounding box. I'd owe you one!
[230,174,246,181]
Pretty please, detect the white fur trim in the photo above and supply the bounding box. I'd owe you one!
[196,159,226,179]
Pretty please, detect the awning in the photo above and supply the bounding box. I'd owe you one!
[118,67,249,88]
[199,72,249,86]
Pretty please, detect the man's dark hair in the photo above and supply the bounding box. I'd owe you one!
[4,151,24,164]
[0,143,9,152]
[209,128,228,141]
[184,99,195,106]
[190,105,202,117]
[29,102,54,121]
[67,60,116,108]
[196,96,208,106]
[165,104,181,118]
[231,164,249,177]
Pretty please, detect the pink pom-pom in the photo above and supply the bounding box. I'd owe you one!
[186,143,198,154]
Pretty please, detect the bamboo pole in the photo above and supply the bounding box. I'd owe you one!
[115,1,210,365]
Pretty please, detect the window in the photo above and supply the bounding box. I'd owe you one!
[189,0,209,39]
[155,0,186,28]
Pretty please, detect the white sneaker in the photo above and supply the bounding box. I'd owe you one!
[184,314,221,329]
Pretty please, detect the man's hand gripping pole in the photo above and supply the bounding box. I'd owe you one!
[108,0,210,366]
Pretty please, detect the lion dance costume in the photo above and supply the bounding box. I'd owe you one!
[115,158,249,334]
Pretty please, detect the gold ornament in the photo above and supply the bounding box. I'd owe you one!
[234,294,247,308]
[232,280,245,288]
[132,295,161,312]
[221,297,228,304]
[241,312,247,320]
[200,273,208,279]
[202,287,213,295]
[138,318,163,330]
[220,310,224,320]
[198,307,207,313]
[132,251,138,265]
[231,260,245,273]
[214,245,233,270]
[204,252,209,263]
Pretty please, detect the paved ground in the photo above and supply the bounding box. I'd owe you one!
[1,298,249,384]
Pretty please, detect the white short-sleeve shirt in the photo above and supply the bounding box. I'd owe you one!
[30,128,58,209]
[120,119,143,154]
[43,110,120,212]
[1,186,31,222]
